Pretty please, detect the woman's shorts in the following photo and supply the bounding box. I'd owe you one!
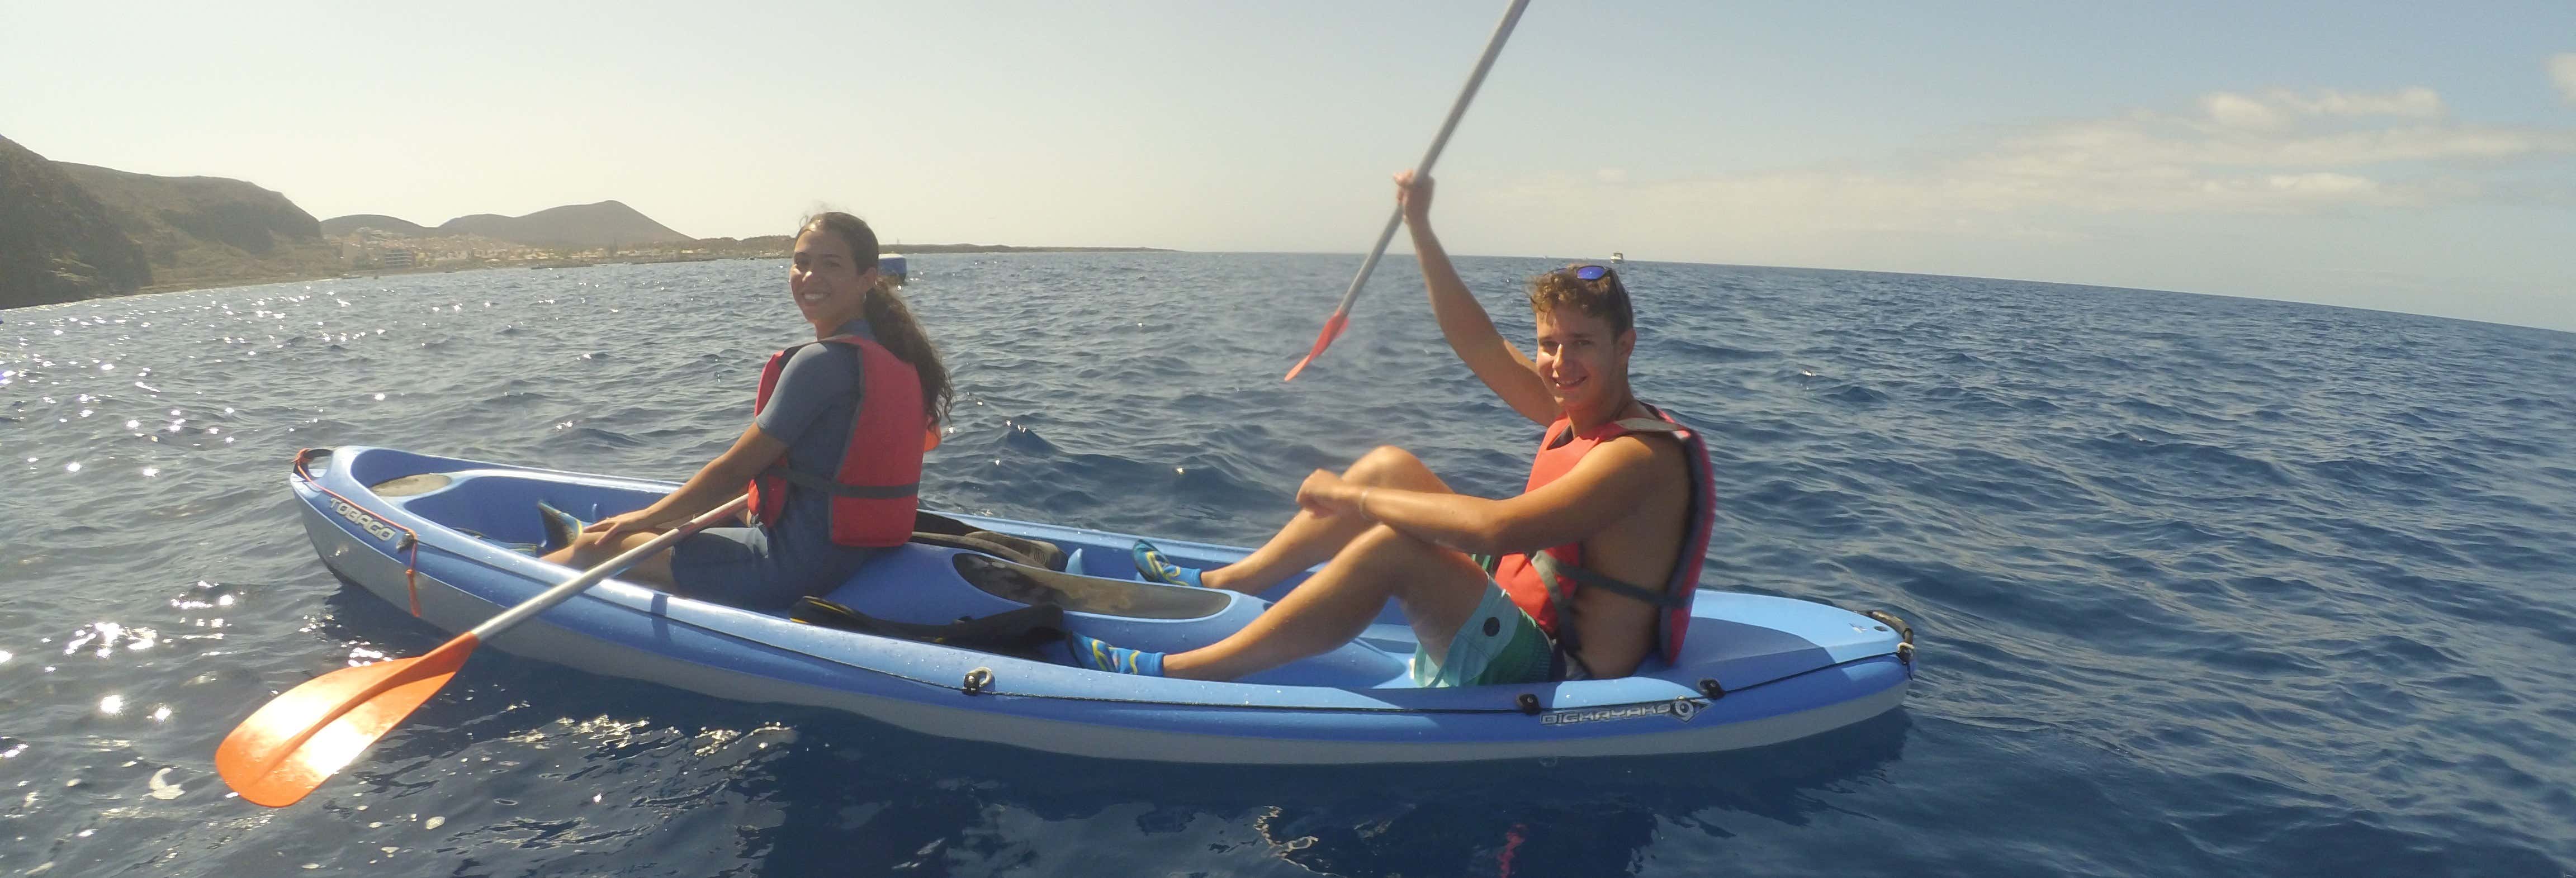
[668,525,882,611]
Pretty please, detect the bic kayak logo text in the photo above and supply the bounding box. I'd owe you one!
[1540,697,1707,727]
[332,499,399,543]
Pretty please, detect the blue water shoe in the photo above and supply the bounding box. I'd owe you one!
[536,501,587,553]
[1130,540,1205,587]
[1067,632,1166,677]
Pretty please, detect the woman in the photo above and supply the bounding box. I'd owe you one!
[540,212,953,610]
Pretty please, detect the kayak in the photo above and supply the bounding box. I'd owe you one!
[290,445,1916,763]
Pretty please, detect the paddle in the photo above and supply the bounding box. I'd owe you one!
[1283,0,1531,382]
[216,494,750,807]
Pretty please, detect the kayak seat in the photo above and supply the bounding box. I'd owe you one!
[910,510,1069,571]
[790,597,1068,661]
[951,553,1230,620]
[909,530,1066,571]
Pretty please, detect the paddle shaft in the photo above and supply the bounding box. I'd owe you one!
[1323,0,1530,321]
[467,494,749,640]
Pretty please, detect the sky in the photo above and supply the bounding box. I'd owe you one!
[6,1,2573,331]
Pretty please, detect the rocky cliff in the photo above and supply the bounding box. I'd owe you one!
[56,162,341,291]
[0,136,153,309]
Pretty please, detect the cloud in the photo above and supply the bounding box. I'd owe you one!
[2199,87,2443,132]
[2201,92,2293,131]
[2553,53,2576,103]
[1449,88,2574,334]
[1995,117,2560,172]
[1493,87,2575,230]
[2279,87,2446,119]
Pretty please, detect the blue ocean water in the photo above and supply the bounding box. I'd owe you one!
[3,252,2572,876]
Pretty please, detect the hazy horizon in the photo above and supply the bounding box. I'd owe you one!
[7,1,2572,331]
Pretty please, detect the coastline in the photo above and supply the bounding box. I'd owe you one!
[113,246,1175,299]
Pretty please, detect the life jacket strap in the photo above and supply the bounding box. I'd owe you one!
[1530,548,1696,681]
[1528,551,1597,681]
[1531,550,1689,609]
[763,464,918,499]
[1611,417,1682,434]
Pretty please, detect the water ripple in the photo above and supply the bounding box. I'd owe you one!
[1,255,2571,875]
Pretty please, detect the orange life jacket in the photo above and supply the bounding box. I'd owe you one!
[1491,404,1715,667]
[744,333,936,547]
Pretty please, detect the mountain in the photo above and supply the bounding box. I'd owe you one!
[320,213,428,236]
[0,136,153,309]
[56,162,341,291]
[433,200,689,250]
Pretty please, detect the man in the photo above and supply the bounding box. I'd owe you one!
[1076,171,1713,685]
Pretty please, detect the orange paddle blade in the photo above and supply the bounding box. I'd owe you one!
[1282,311,1351,382]
[216,633,480,807]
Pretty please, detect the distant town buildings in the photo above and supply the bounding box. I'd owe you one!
[323,227,797,274]
[333,226,569,270]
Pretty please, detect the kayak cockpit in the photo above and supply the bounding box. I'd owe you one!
[306,445,1910,699]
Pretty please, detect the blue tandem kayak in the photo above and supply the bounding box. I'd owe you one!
[290,445,1916,763]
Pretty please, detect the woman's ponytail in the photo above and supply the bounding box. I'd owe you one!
[861,276,954,425]
[803,212,953,426]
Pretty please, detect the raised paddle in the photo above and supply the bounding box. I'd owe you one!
[216,494,751,807]
[1284,0,1530,382]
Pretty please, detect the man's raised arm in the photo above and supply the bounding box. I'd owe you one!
[1398,170,1559,426]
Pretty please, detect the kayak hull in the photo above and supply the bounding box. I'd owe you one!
[292,446,1915,764]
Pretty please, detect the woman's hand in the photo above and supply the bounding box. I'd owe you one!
[586,507,679,543]
[1395,170,1434,227]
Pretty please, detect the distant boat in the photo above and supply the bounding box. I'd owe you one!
[1611,252,1625,264]
[879,254,908,284]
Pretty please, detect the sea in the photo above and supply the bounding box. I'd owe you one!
[3,252,2572,877]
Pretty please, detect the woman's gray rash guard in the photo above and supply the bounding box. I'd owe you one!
[667,318,887,609]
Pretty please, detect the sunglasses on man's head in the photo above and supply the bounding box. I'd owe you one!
[1566,264,1613,281]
